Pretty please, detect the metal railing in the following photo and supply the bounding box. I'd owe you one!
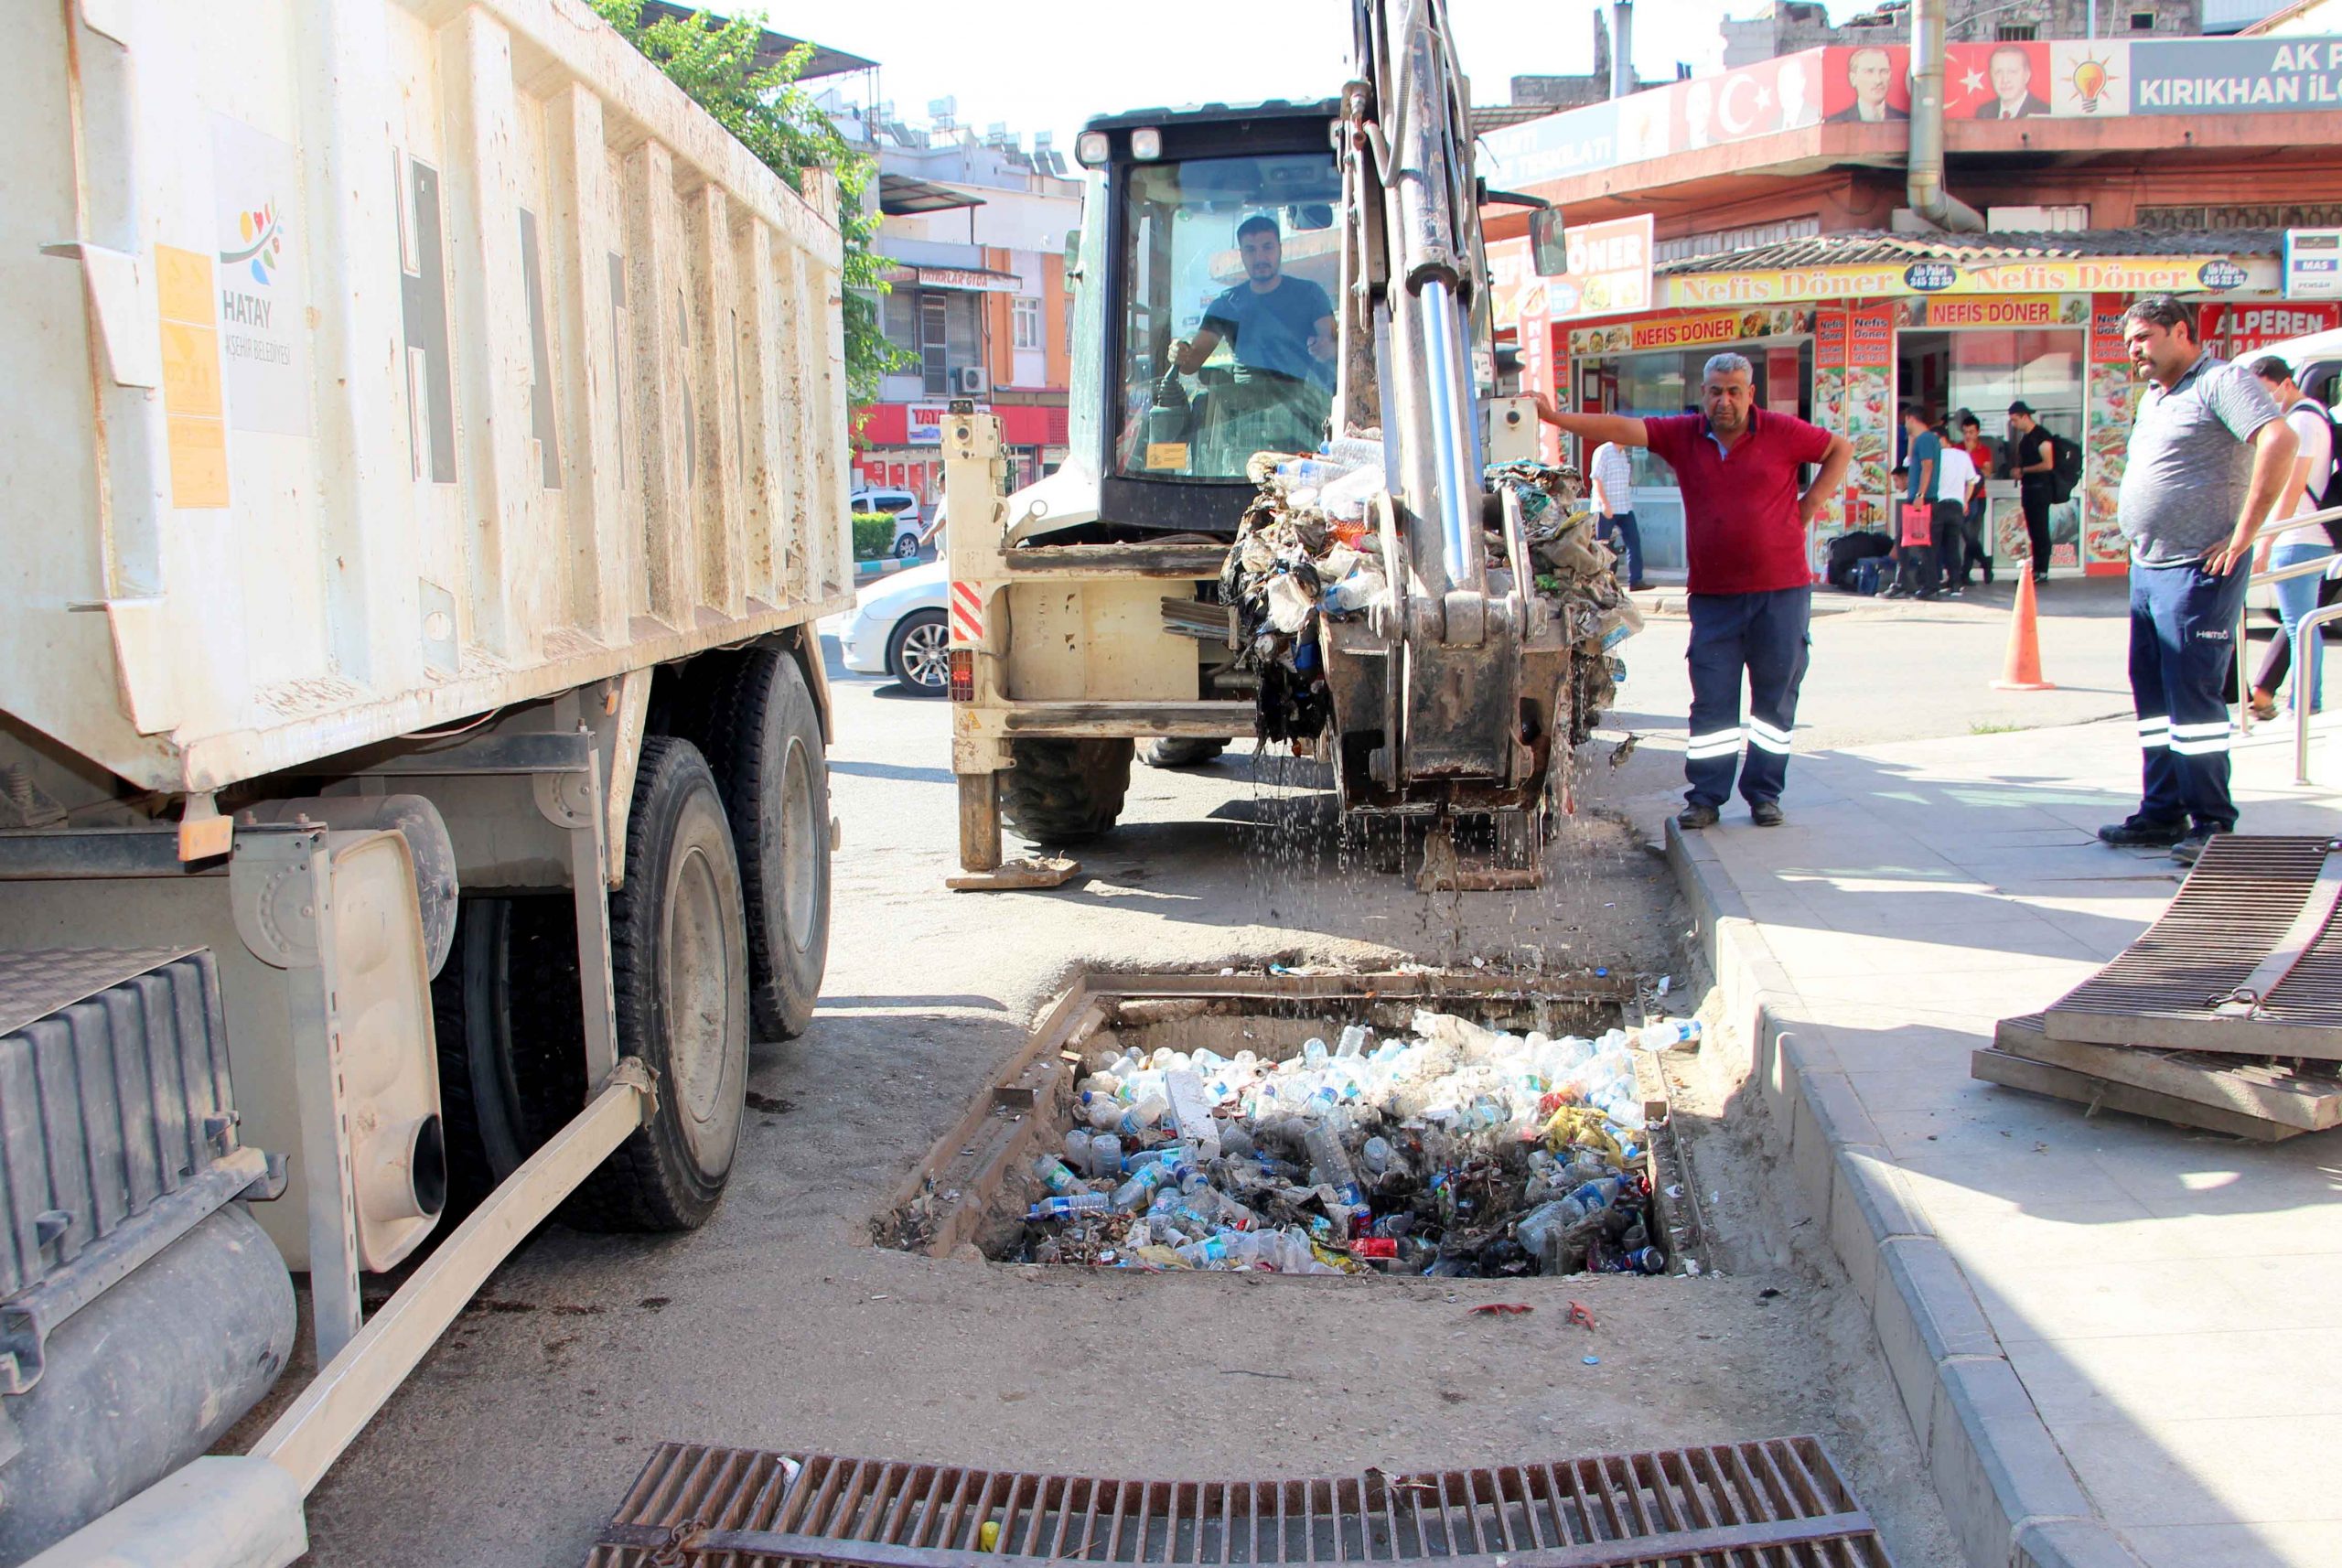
[2236,505,2342,783]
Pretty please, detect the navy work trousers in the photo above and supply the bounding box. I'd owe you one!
[1684,586,1812,809]
[2128,559,2246,832]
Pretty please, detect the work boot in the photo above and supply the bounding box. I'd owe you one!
[2171,826,2229,865]
[1676,801,1721,831]
[1749,799,1785,827]
[2096,813,2188,848]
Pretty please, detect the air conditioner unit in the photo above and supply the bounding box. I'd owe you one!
[956,366,988,394]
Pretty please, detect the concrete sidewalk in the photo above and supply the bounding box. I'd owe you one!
[1663,714,2342,1568]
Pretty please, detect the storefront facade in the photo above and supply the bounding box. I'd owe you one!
[855,401,1069,505]
[1524,248,2287,577]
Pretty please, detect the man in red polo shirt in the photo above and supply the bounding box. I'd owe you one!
[1545,352,1852,829]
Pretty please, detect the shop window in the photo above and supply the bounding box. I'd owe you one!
[883,289,919,351]
[1013,294,1042,350]
[2128,10,2154,28]
[1995,23,2036,39]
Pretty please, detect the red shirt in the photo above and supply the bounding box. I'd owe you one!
[1643,410,1832,596]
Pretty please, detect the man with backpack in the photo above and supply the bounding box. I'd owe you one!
[2244,354,2341,720]
[2006,401,2079,585]
[2095,295,2296,865]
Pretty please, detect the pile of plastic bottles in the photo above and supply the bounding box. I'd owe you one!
[1017,1009,1699,1277]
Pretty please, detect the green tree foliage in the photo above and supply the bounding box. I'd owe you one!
[593,2,905,404]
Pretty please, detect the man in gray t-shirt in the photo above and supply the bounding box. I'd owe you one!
[2097,295,2298,861]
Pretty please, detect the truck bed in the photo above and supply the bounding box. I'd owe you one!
[2,0,855,793]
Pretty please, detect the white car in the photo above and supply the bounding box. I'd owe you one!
[850,486,926,559]
[834,559,950,695]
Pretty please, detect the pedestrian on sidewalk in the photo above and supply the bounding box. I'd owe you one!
[2007,402,2056,585]
[1885,405,1944,599]
[1933,427,1980,597]
[1954,411,1995,586]
[1588,436,1646,589]
[1544,352,1853,831]
[2096,295,2297,864]
[2242,353,2339,722]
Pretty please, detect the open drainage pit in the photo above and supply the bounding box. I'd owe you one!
[884,972,1705,1280]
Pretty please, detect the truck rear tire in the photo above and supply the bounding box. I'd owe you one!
[569,735,750,1231]
[1140,737,1227,769]
[1001,738,1133,844]
[694,645,832,1040]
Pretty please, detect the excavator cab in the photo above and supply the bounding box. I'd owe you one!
[1076,102,1347,536]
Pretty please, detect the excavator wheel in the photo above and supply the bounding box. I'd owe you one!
[1139,737,1227,769]
[1001,738,1133,845]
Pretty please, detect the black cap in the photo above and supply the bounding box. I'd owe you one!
[2006,400,2035,415]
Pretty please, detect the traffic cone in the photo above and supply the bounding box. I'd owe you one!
[1991,570,2056,691]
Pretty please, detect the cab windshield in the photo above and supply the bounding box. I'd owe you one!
[1114,153,1342,481]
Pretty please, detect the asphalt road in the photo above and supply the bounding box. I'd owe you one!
[279,589,2136,1566]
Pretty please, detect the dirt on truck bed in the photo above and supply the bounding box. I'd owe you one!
[299,688,1961,1568]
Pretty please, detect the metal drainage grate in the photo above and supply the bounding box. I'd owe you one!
[2044,834,2342,1059]
[588,1440,1891,1567]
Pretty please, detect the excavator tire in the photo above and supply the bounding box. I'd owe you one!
[1139,737,1227,769]
[1002,738,1134,845]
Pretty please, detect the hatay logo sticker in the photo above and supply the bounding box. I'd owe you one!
[222,201,285,287]
[210,116,309,435]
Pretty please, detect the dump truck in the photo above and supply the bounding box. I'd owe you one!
[0,1,852,1559]
[945,0,1580,888]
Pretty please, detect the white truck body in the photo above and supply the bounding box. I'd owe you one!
[4,0,854,794]
[0,3,852,1559]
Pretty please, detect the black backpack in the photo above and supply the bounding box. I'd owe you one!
[2047,432,2083,504]
[2304,403,2342,512]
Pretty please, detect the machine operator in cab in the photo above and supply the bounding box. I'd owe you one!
[1172,214,1336,466]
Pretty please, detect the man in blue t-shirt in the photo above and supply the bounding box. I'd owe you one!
[1176,216,1336,383]
[1886,404,1944,599]
[1171,216,1336,465]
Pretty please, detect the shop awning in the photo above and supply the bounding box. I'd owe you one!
[876,262,1026,293]
[879,173,985,216]
[1651,227,2283,308]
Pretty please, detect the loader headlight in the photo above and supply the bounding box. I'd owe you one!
[1130,127,1163,161]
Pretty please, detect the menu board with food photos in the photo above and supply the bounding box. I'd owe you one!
[2082,292,2141,575]
[1843,302,1899,538]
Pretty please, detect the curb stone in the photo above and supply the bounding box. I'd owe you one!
[1662,818,2144,1568]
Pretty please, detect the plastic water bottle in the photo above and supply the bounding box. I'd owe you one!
[1360,1135,1392,1176]
[1032,1155,1080,1197]
[1112,1161,1176,1212]
[1027,1193,1109,1220]
[1637,1018,1701,1050]
[1569,1177,1623,1214]
[1090,1133,1123,1179]
[1064,1130,1092,1176]
[1117,1092,1169,1137]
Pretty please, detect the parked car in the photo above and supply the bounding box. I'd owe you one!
[850,486,926,558]
[836,559,950,694]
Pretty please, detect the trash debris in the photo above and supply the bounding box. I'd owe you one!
[1636,1017,1702,1050]
[1565,1300,1597,1332]
[1470,1303,1532,1316]
[1011,1008,1671,1277]
[1216,440,1641,746]
[1582,1355,1601,1366]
